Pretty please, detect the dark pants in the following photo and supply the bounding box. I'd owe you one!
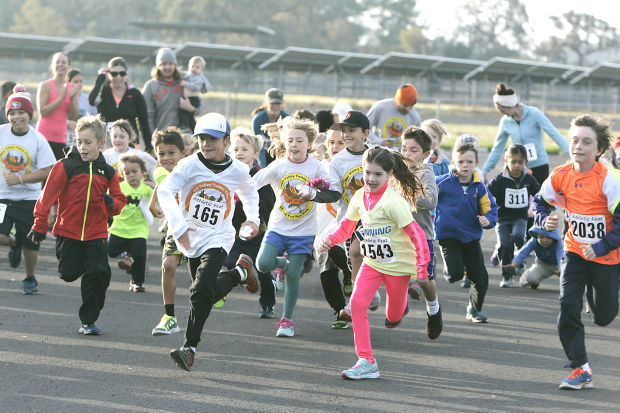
[439,238,489,311]
[177,96,200,131]
[320,245,351,313]
[56,236,111,325]
[184,248,241,348]
[527,164,549,238]
[558,252,619,368]
[224,234,275,308]
[497,218,527,278]
[107,234,147,284]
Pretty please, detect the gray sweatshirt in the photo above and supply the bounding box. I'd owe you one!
[366,98,421,146]
[142,78,182,132]
[410,163,438,240]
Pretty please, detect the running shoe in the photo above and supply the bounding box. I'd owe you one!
[118,256,134,274]
[499,279,513,288]
[490,253,499,266]
[341,358,380,380]
[259,305,274,318]
[275,317,294,337]
[338,307,352,322]
[426,305,443,339]
[152,314,181,336]
[79,324,101,335]
[385,305,409,328]
[8,243,22,268]
[466,305,488,323]
[236,254,258,293]
[408,279,421,300]
[170,347,194,372]
[342,277,353,297]
[369,290,381,311]
[460,278,471,288]
[214,296,227,308]
[22,276,38,295]
[332,309,350,329]
[559,367,593,390]
[129,281,145,292]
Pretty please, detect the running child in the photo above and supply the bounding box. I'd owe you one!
[253,116,329,337]
[534,114,620,390]
[148,127,188,336]
[317,147,429,379]
[502,224,563,289]
[107,154,153,292]
[103,119,157,186]
[29,115,126,335]
[400,126,442,339]
[226,127,277,318]
[487,144,540,287]
[158,113,260,371]
[435,143,498,323]
[422,119,450,176]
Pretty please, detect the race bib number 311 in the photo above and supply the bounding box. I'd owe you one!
[360,236,396,264]
[570,213,606,244]
[504,187,528,208]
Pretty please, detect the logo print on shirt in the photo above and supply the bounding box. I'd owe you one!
[341,165,363,205]
[0,144,32,175]
[278,173,313,220]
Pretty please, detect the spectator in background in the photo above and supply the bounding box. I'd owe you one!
[315,110,334,133]
[252,88,289,167]
[89,57,152,152]
[0,81,16,124]
[143,48,197,136]
[178,55,212,131]
[37,52,79,160]
[331,101,352,123]
[293,109,315,122]
[367,84,421,149]
[66,69,97,148]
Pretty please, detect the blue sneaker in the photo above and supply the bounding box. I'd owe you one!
[559,367,593,390]
[22,277,38,295]
[9,244,22,268]
[466,305,488,323]
[259,305,274,318]
[341,358,380,380]
[79,324,101,335]
[490,253,499,266]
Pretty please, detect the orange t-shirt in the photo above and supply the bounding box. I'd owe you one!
[541,161,620,265]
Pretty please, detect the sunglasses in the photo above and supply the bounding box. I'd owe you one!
[109,71,127,77]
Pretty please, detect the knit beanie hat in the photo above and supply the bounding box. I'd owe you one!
[156,48,177,66]
[5,84,34,119]
[394,84,418,105]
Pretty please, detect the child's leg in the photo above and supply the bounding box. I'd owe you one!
[438,239,465,282]
[328,244,352,279]
[282,253,306,320]
[161,254,182,314]
[558,252,590,368]
[79,239,112,325]
[350,264,384,362]
[462,240,489,311]
[497,221,515,279]
[418,240,438,301]
[56,236,86,283]
[129,238,147,284]
[512,218,527,250]
[107,234,127,258]
[256,242,285,273]
[320,267,346,313]
[383,275,410,323]
[348,238,363,281]
[521,260,555,287]
[586,262,619,327]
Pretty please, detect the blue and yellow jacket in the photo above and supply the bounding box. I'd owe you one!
[435,169,498,242]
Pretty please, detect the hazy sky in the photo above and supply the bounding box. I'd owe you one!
[417,0,620,43]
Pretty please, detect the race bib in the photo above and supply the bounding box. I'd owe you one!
[504,187,528,208]
[360,236,396,264]
[569,213,606,244]
[187,194,225,230]
[523,143,538,162]
[0,203,6,223]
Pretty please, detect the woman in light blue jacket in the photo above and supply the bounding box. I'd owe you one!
[482,83,569,184]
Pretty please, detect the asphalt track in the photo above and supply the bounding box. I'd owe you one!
[1,154,619,412]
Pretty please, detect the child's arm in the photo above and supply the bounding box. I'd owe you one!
[512,238,537,266]
[478,184,498,229]
[402,220,430,279]
[237,169,261,238]
[588,173,620,258]
[416,167,437,211]
[533,178,561,230]
[321,218,358,249]
[555,240,564,268]
[157,168,189,241]
[258,184,275,228]
[106,172,127,216]
[252,163,278,190]
[31,161,67,235]
[148,184,164,218]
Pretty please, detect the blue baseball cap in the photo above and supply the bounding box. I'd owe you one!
[193,113,231,138]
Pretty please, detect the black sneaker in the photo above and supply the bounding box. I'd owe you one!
[385,305,409,328]
[8,244,22,268]
[426,305,443,340]
[170,347,194,371]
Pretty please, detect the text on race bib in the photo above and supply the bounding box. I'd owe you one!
[523,143,538,162]
[504,187,529,209]
[360,236,396,264]
[188,196,224,229]
[569,213,606,244]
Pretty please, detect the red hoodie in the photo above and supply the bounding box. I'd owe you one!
[32,147,126,241]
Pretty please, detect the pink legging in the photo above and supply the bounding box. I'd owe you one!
[351,263,410,363]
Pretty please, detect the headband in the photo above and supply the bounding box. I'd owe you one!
[493,94,518,107]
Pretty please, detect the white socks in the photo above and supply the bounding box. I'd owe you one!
[581,362,591,372]
[236,266,247,282]
[426,298,440,315]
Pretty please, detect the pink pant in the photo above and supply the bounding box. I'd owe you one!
[351,263,410,362]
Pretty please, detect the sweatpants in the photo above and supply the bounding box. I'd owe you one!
[319,245,351,313]
[107,234,147,284]
[439,238,489,311]
[56,236,111,325]
[184,247,242,348]
[558,252,619,368]
[350,264,410,362]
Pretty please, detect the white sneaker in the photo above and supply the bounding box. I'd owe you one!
[500,279,513,288]
[369,290,381,311]
[275,317,294,337]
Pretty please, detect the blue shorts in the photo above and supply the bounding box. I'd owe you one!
[427,239,435,280]
[264,231,314,255]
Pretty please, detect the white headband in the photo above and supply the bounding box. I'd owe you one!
[493,93,518,107]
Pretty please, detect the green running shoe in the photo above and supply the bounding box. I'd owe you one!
[152,314,181,336]
[214,296,227,308]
